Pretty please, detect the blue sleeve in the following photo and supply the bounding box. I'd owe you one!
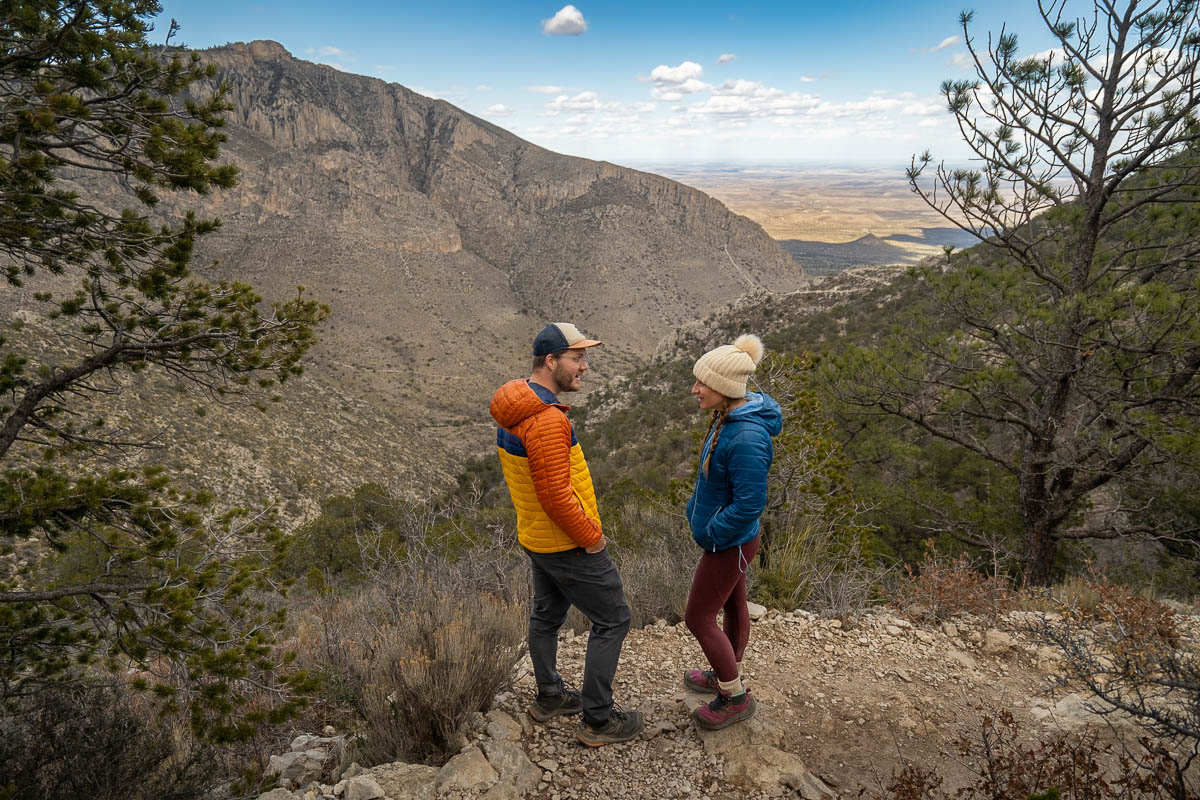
[706,429,771,543]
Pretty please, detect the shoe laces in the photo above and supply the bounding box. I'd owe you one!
[707,692,731,712]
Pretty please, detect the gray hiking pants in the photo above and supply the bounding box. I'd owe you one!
[525,546,631,728]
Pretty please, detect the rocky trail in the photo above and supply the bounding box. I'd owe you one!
[261,606,1200,800]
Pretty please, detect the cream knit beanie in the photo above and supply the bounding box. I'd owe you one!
[692,334,765,399]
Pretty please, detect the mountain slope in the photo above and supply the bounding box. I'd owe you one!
[4,41,805,510]
[181,41,802,421]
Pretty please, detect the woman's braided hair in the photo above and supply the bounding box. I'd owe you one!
[701,405,729,478]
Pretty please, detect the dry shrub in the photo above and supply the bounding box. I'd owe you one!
[1013,580,1198,784]
[865,708,1196,800]
[894,541,1013,623]
[753,517,890,617]
[606,498,697,627]
[303,577,526,767]
[1079,581,1181,648]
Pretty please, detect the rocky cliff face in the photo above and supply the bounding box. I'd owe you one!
[183,41,801,424]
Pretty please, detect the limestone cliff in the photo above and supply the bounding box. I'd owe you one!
[182,41,802,422]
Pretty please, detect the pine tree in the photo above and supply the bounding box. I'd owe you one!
[831,0,1200,585]
[0,0,326,738]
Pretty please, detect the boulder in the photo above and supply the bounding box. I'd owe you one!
[482,738,541,795]
[368,762,438,800]
[691,700,834,799]
[343,774,385,800]
[434,745,499,793]
[485,709,525,742]
[747,601,768,621]
[257,790,298,800]
[983,629,1015,655]
[268,750,330,788]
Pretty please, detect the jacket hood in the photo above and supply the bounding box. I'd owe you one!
[490,379,564,429]
[726,392,782,436]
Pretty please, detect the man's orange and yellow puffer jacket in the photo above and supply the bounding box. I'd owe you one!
[489,379,602,553]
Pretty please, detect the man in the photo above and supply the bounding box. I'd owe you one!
[489,322,643,746]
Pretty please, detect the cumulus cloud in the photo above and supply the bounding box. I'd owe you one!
[647,61,710,99]
[651,78,710,100]
[486,104,515,116]
[545,90,608,113]
[650,60,705,84]
[528,85,565,94]
[716,53,736,65]
[543,5,587,35]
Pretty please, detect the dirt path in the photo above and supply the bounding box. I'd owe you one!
[485,608,1152,799]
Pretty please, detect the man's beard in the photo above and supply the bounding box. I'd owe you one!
[552,363,578,393]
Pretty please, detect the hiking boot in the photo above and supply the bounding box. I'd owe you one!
[683,668,719,693]
[529,685,583,722]
[576,709,644,746]
[692,690,756,731]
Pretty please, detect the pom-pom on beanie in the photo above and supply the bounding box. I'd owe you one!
[692,334,765,399]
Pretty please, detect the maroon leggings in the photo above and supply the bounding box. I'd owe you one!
[684,535,760,682]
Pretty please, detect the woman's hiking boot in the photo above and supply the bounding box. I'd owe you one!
[691,690,755,730]
[529,682,583,722]
[683,668,719,693]
[576,709,644,746]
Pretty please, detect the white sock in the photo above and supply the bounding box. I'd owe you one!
[718,676,745,696]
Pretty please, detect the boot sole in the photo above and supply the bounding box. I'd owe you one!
[575,725,644,746]
[529,705,583,723]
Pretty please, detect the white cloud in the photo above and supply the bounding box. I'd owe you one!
[712,79,783,99]
[923,36,959,53]
[716,53,736,65]
[947,52,973,70]
[650,61,705,84]
[546,91,607,113]
[542,5,587,35]
[799,74,817,83]
[528,85,565,94]
[411,87,443,100]
[478,84,491,91]
[651,78,710,100]
[306,45,346,58]
[486,104,515,116]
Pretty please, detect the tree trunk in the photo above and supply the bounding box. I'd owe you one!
[1021,520,1058,587]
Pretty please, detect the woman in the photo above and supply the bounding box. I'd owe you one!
[683,333,781,730]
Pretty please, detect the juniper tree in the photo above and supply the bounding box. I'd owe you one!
[0,0,326,738]
[830,0,1200,585]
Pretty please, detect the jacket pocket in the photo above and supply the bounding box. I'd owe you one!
[695,505,724,551]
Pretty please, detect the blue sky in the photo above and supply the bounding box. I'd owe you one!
[155,0,1061,167]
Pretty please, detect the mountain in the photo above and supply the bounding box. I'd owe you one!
[5,41,805,510]
[179,41,802,422]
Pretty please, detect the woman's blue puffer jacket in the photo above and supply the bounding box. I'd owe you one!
[686,392,782,552]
